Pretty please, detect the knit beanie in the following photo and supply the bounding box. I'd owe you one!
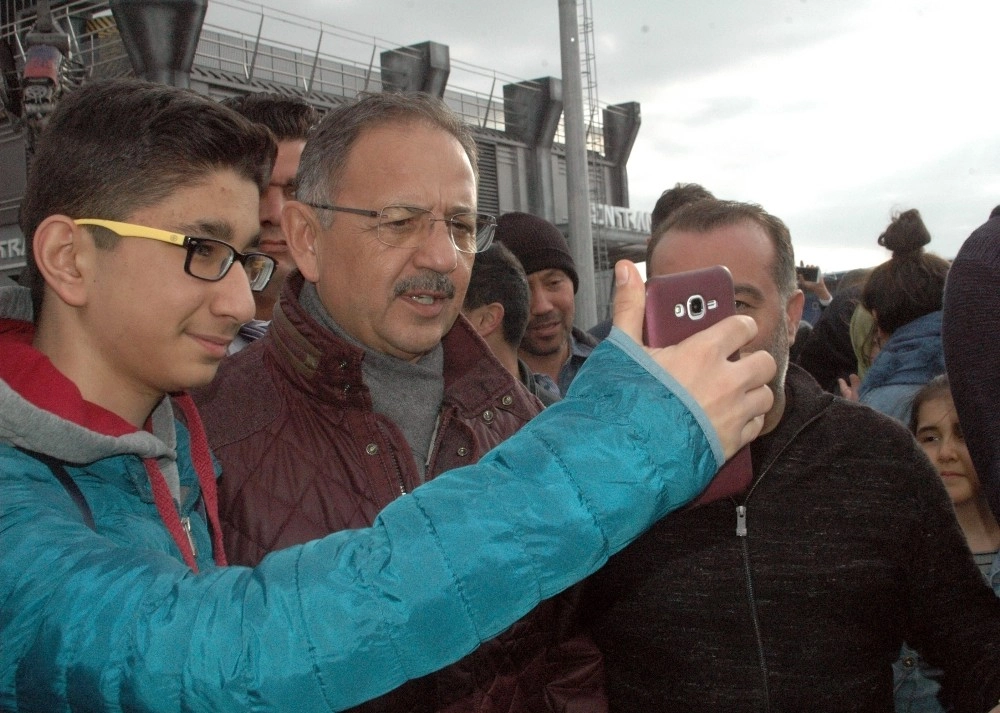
[494,212,579,293]
[942,215,1000,520]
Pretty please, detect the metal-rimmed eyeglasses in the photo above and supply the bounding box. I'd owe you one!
[74,219,276,292]
[301,203,497,254]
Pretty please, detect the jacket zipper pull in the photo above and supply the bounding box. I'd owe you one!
[736,505,748,537]
[181,516,197,558]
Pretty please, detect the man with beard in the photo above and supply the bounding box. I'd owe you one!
[588,200,1000,712]
[194,92,610,712]
[495,211,599,399]
[221,93,319,352]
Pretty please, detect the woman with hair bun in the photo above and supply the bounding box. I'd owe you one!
[857,209,950,423]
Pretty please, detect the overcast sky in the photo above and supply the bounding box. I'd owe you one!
[210,0,1000,271]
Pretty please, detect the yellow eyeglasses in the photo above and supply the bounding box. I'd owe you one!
[75,219,276,292]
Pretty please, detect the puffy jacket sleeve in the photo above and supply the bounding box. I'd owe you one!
[1,330,721,712]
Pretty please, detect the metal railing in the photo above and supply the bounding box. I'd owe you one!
[198,0,522,133]
[2,0,614,155]
[2,1,134,80]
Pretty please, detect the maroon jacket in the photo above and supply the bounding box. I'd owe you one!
[194,272,606,712]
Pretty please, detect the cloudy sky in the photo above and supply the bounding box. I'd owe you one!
[211,0,1000,271]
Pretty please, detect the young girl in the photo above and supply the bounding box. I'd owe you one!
[894,375,1000,712]
[911,376,1000,572]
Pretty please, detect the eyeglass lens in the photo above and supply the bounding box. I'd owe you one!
[376,206,494,253]
[185,239,274,291]
[243,255,275,291]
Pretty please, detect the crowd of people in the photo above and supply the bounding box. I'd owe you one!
[1,78,999,713]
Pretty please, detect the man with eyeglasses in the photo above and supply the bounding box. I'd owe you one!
[221,93,319,351]
[0,79,777,711]
[195,91,612,711]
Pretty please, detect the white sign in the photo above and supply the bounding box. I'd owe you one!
[0,235,26,264]
[590,204,652,234]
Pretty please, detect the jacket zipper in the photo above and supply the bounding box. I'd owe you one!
[383,412,444,496]
[737,510,770,712]
[375,420,408,496]
[735,410,825,713]
[424,414,443,480]
[181,516,197,559]
[390,450,407,496]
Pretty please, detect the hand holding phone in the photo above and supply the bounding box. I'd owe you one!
[795,265,819,283]
[643,266,754,506]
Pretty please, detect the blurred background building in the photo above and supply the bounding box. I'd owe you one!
[0,0,648,322]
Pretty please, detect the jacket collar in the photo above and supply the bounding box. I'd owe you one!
[265,272,533,419]
[750,365,834,483]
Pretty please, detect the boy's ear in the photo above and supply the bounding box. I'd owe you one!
[32,216,93,308]
[466,302,505,339]
[283,201,320,283]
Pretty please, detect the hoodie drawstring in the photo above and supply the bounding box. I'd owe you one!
[143,394,227,572]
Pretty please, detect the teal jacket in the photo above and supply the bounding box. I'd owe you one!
[0,320,722,712]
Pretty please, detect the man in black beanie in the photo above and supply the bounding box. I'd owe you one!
[942,212,1000,523]
[495,212,599,399]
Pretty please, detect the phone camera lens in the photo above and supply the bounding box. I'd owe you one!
[688,296,705,319]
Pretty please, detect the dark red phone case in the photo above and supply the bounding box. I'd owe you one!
[643,266,753,506]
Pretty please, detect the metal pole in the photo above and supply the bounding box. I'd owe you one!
[482,74,496,129]
[305,27,323,92]
[246,11,264,82]
[557,0,597,329]
[362,41,376,93]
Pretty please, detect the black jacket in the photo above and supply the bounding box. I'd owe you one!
[796,285,862,393]
[589,365,1000,713]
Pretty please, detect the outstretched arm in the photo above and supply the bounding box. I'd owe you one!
[2,261,775,712]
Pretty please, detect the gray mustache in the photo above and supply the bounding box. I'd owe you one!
[393,272,456,299]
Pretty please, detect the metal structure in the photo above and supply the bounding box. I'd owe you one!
[3,0,88,148]
[0,0,649,325]
[557,0,596,328]
[577,0,614,318]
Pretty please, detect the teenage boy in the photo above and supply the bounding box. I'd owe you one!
[0,79,774,712]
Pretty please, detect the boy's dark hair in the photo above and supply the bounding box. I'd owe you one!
[221,92,319,142]
[463,242,530,348]
[861,209,949,337]
[20,79,277,317]
[650,182,715,237]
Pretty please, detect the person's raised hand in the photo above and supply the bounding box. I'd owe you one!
[837,374,861,401]
[796,262,832,302]
[612,260,775,459]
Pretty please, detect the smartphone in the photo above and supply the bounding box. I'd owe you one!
[796,265,819,282]
[643,266,753,507]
